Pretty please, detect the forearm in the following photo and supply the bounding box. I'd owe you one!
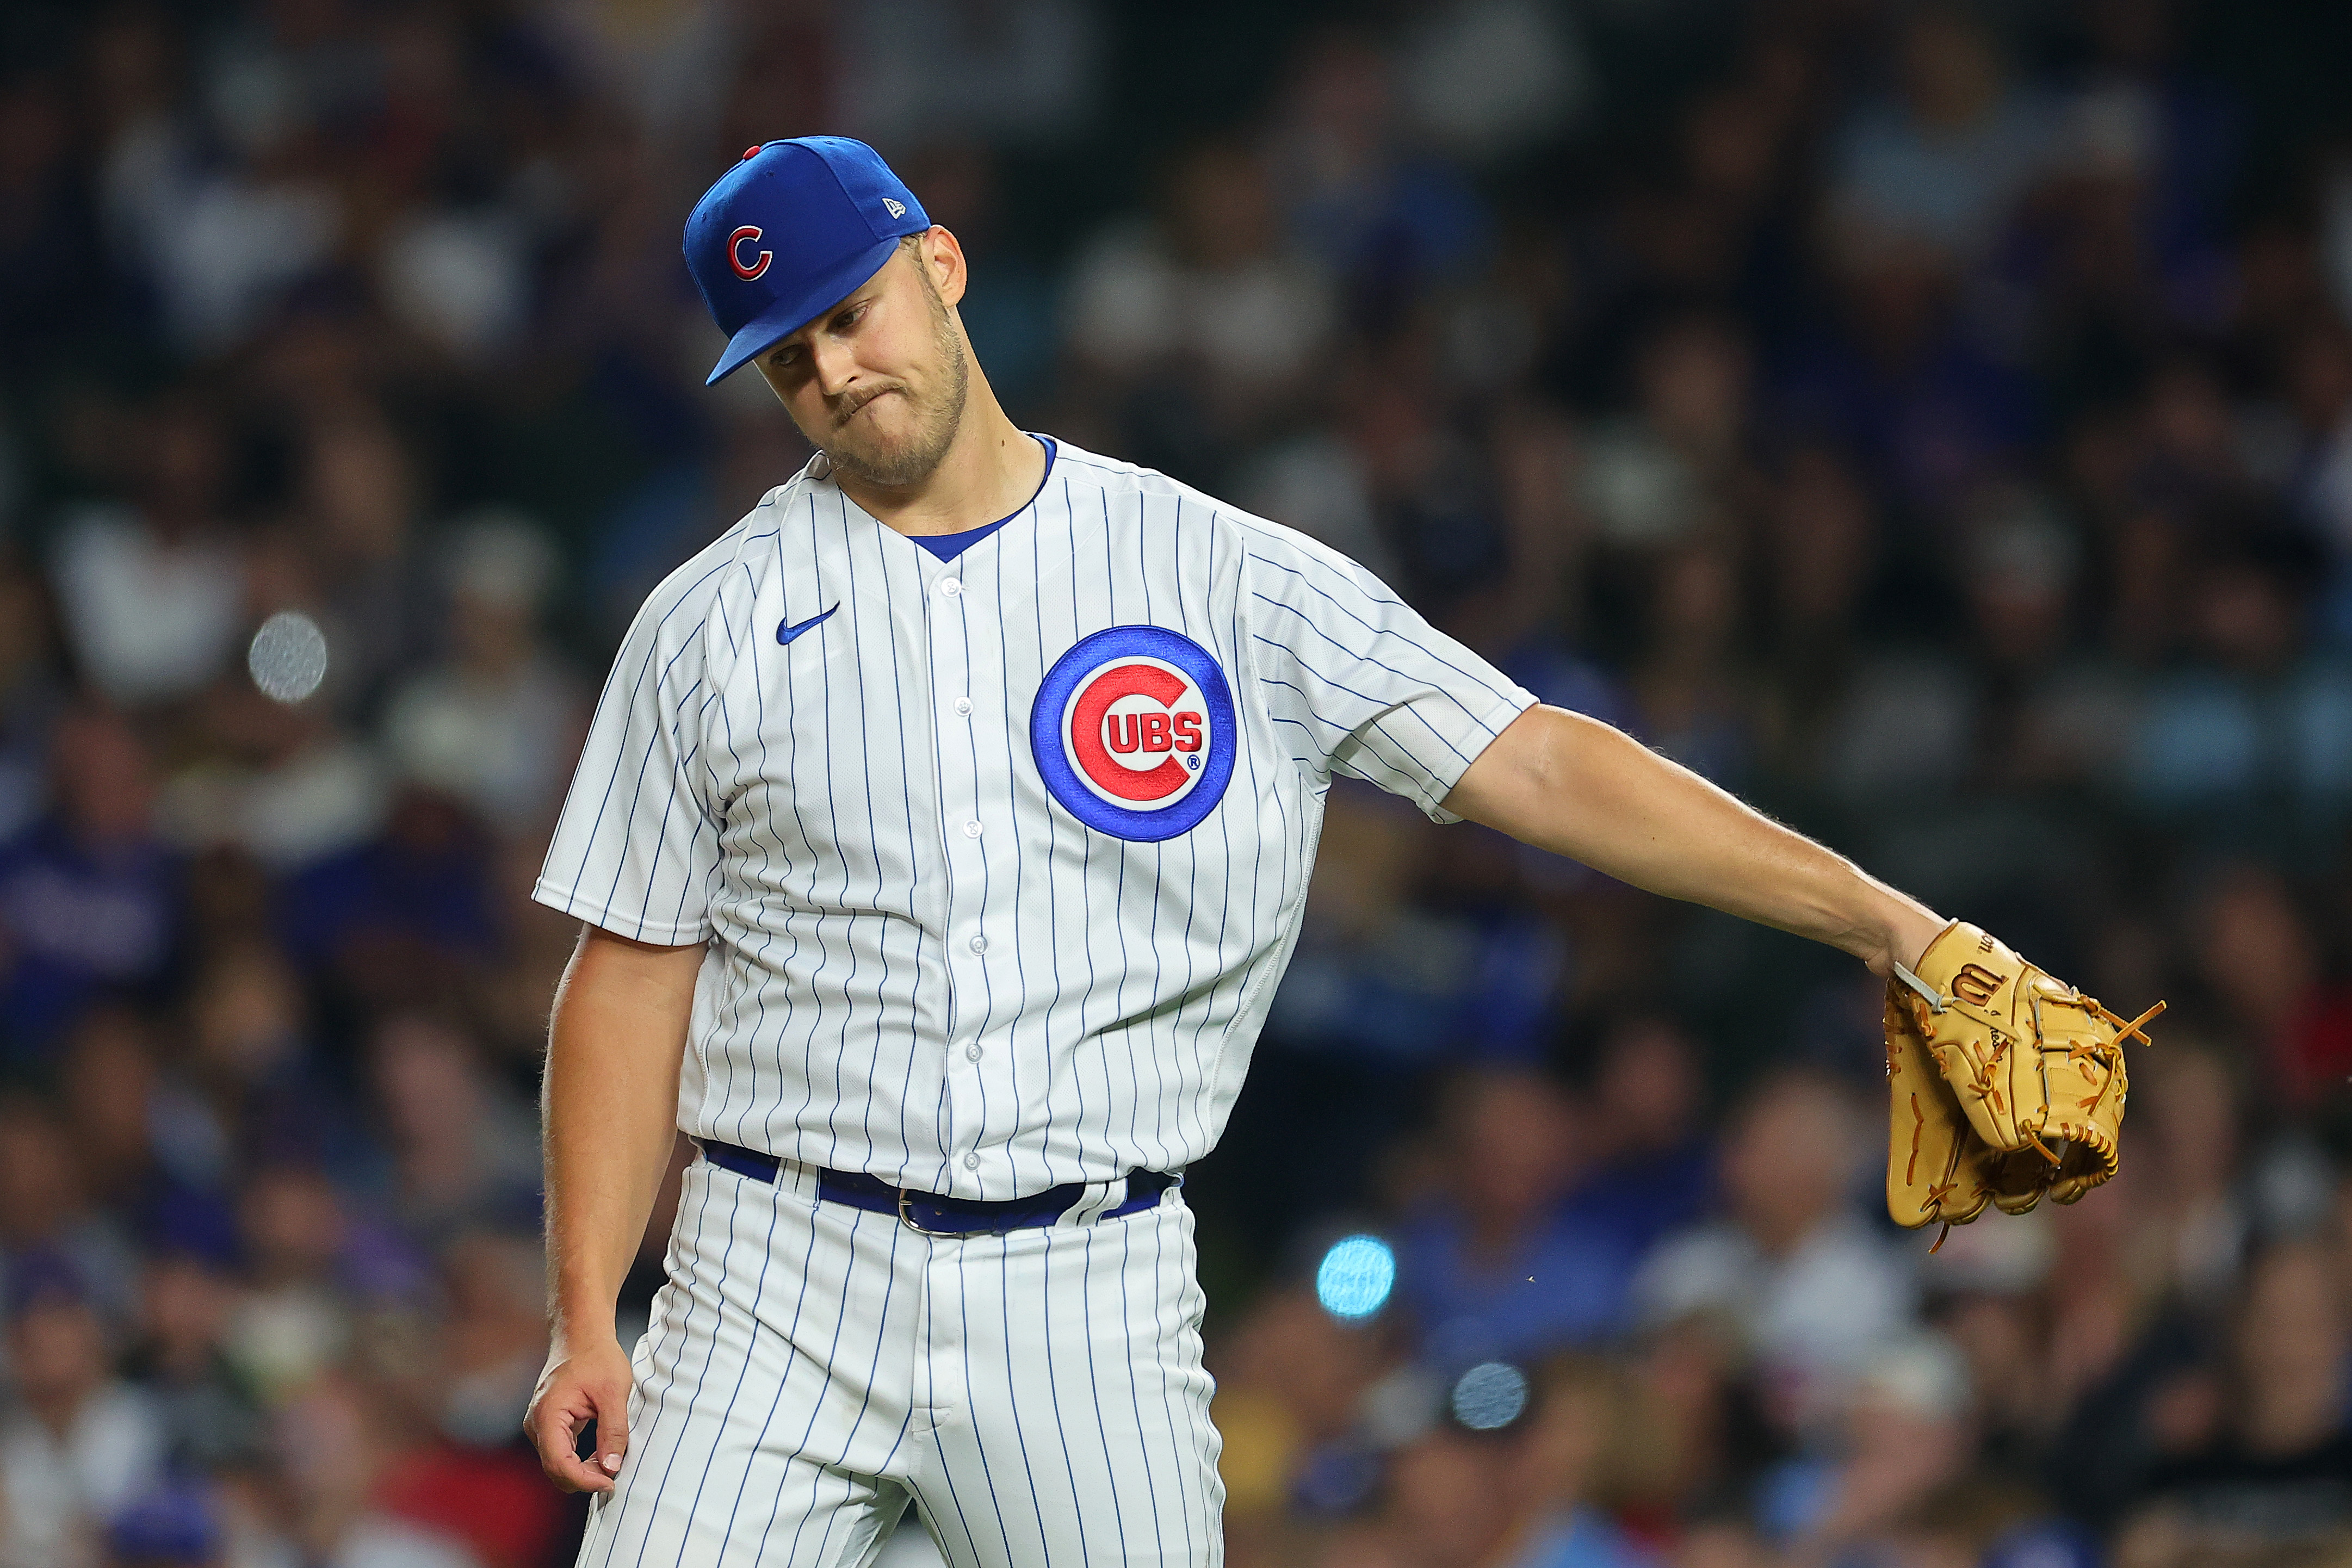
[543,926,703,1342]
[1445,706,1944,974]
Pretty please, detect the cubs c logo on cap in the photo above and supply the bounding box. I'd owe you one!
[1032,627,1236,841]
[728,225,772,281]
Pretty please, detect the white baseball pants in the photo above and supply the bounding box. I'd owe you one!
[575,1155,1225,1567]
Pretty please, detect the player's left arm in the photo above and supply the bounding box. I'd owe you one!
[1443,704,1946,977]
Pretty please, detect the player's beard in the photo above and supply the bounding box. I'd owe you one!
[821,275,970,490]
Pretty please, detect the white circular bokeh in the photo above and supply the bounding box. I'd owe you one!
[247,611,330,704]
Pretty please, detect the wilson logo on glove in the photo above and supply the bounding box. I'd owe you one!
[1951,964,2003,1007]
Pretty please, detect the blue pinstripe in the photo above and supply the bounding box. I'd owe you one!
[1134,497,1177,1173]
[1097,489,1149,1169]
[1112,1219,1169,1557]
[721,1198,850,1563]
[951,1244,1023,1566]
[1033,1228,1091,1554]
[875,526,929,1187]
[921,1264,987,1567]
[1073,1224,1135,1562]
[617,1170,747,1568]
[686,1170,809,1560]
[837,508,898,1170]
[732,523,807,1152]
[814,504,864,1172]
[581,1157,722,1568]
[950,568,1001,1180]
[549,551,731,933]
[1236,543,1516,703]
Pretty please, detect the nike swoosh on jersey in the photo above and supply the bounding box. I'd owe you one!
[776,604,840,644]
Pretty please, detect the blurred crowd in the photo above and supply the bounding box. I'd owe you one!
[1,0,2350,1566]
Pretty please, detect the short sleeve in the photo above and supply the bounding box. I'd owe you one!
[1240,520,1540,822]
[533,552,729,944]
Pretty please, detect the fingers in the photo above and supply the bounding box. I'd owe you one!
[540,1441,615,1493]
[528,1397,611,1495]
[595,1400,631,1481]
[528,1368,632,1495]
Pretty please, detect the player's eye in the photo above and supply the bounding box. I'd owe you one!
[835,304,868,332]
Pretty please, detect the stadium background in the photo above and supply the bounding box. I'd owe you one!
[2,0,2351,1564]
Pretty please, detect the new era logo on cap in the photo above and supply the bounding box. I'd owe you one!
[683,137,932,386]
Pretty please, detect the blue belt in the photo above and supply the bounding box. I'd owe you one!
[697,1139,1178,1236]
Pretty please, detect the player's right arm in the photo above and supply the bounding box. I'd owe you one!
[523,539,736,1492]
[525,925,703,1493]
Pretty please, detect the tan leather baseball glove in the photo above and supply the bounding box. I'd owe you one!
[1884,921,2163,1245]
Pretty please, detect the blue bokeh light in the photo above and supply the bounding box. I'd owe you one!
[1315,1234,1396,1321]
[1450,1362,1530,1430]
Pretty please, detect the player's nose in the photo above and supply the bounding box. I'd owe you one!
[808,337,860,400]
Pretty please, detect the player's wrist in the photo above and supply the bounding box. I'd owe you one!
[547,1323,628,1368]
[1871,903,1948,979]
[548,1285,629,1350]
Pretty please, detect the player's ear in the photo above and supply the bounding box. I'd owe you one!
[918,226,968,308]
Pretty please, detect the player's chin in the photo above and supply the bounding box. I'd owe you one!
[834,419,943,482]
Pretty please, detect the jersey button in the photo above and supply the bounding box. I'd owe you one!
[961,820,982,838]
[952,697,973,716]
[964,1152,981,1169]
[965,1043,983,1061]
[968,935,987,954]
[938,578,963,597]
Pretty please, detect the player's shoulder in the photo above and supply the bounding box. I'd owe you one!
[612,488,799,668]
[1044,438,1365,577]
[1047,437,1243,524]
[621,454,834,641]
[626,519,752,643]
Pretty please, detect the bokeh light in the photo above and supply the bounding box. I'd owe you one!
[1314,1234,1396,1321]
[1449,1362,1530,1430]
[247,612,330,704]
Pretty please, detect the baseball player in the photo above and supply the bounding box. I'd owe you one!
[522,135,1959,1564]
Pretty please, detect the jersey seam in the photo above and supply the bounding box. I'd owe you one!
[1230,529,1323,793]
[1203,784,1323,1083]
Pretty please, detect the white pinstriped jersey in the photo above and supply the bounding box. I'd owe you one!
[534,438,1538,1200]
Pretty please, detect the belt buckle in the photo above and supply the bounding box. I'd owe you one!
[895,1186,959,1237]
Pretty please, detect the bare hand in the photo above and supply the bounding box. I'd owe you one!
[527,1334,636,1493]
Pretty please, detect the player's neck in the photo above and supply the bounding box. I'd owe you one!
[830,373,1042,540]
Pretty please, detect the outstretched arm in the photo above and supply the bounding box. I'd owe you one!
[1442,705,1945,977]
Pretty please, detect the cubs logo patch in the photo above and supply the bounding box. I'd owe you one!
[1031,626,1236,841]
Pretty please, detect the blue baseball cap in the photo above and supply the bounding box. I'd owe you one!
[684,136,932,386]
